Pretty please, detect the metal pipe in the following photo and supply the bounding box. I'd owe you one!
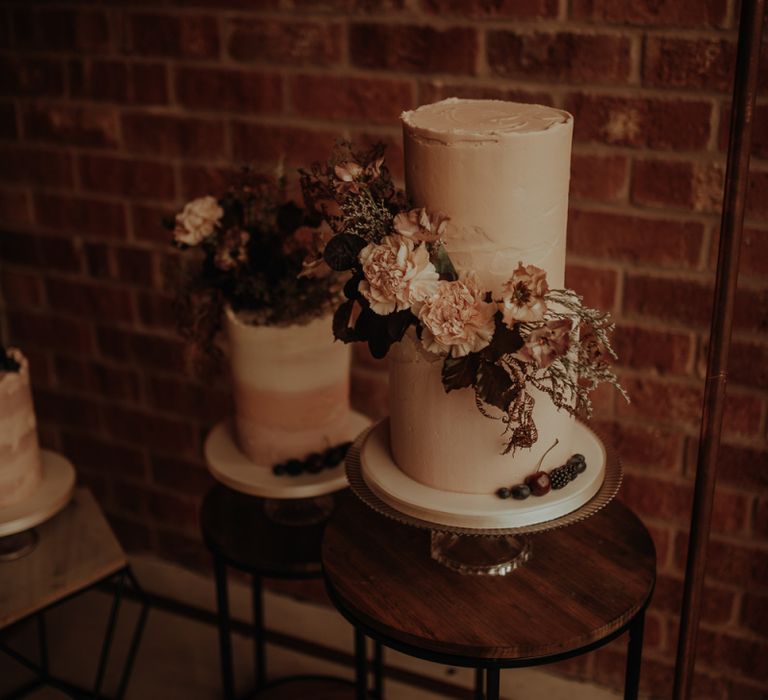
[673,1,765,697]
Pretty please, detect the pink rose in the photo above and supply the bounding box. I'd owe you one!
[498,262,549,325]
[359,235,439,315]
[417,272,496,358]
[393,208,448,243]
[515,318,572,369]
[174,196,223,246]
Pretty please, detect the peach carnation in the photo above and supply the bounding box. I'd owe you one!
[417,272,496,358]
[393,208,448,243]
[174,196,223,246]
[515,318,572,369]
[499,262,549,325]
[359,235,439,315]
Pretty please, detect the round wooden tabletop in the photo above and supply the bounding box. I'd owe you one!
[200,484,338,578]
[323,492,656,665]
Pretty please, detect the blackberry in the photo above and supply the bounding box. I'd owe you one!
[285,459,304,476]
[511,484,532,500]
[549,466,571,490]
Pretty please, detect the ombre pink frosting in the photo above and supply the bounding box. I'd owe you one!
[225,309,352,467]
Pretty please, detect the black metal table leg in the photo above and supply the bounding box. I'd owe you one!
[474,667,485,699]
[252,575,266,689]
[372,640,383,699]
[486,667,500,700]
[624,611,645,700]
[37,613,48,674]
[115,570,150,700]
[354,628,367,700]
[93,572,125,697]
[214,557,235,700]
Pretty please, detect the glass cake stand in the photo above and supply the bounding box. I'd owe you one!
[345,426,623,576]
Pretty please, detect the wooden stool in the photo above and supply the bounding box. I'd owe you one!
[200,483,380,699]
[0,488,149,699]
[322,492,656,700]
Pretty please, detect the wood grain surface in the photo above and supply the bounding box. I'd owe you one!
[323,492,655,661]
[200,484,340,577]
[0,488,126,629]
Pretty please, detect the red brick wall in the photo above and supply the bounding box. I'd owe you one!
[0,1,766,698]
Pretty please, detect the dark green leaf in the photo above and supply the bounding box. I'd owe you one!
[476,360,516,411]
[442,354,480,393]
[387,309,415,342]
[343,273,362,300]
[332,300,358,342]
[481,312,524,361]
[433,244,458,281]
[323,233,367,271]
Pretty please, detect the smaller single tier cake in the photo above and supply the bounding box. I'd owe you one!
[226,308,353,467]
[0,348,42,506]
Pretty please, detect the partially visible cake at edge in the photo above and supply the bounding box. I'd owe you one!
[390,98,576,494]
[0,347,43,506]
[225,308,353,467]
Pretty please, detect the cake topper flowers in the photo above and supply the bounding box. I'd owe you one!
[165,169,341,370]
[301,143,627,453]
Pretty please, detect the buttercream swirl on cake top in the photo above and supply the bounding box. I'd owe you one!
[401,98,571,144]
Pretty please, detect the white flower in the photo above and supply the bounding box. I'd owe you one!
[174,196,223,246]
[498,262,549,325]
[393,208,448,243]
[358,235,439,315]
[417,272,496,358]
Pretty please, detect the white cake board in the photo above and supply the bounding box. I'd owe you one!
[358,419,607,530]
[205,412,371,499]
[0,451,76,538]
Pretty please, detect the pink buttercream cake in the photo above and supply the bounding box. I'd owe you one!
[0,348,43,506]
[225,308,353,466]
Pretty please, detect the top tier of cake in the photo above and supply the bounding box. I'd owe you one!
[401,98,573,292]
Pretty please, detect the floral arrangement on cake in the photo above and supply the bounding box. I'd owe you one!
[301,143,627,453]
[165,169,341,368]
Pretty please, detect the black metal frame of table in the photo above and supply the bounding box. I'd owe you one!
[0,564,149,700]
[329,579,650,700]
[200,484,384,699]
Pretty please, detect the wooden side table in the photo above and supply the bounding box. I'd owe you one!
[0,488,148,699]
[322,492,656,700]
[200,484,381,699]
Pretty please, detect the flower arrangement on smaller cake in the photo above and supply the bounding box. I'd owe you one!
[301,143,627,455]
[166,169,341,369]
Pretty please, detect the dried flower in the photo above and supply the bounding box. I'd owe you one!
[359,235,439,315]
[515,318,572,369]
[498,262,549,325]
[214,228,250,271]
[334,161,364,195]
[393,208,448,243]
[418,272,496,358]
[174,196,223,246]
